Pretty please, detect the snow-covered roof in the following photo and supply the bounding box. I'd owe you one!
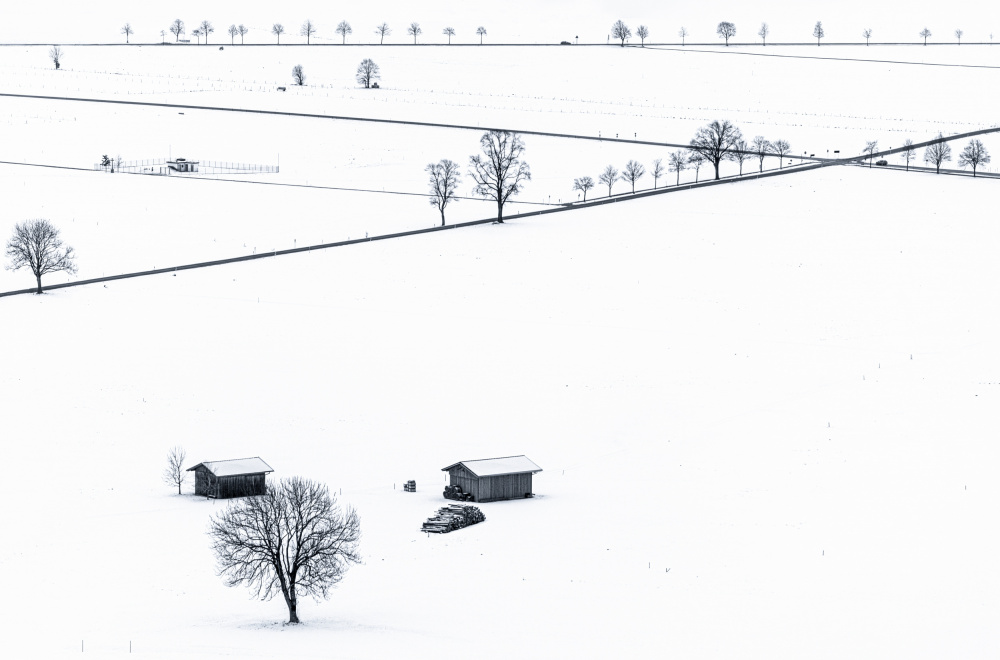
[186,457,274,477]
[441,455,542,477]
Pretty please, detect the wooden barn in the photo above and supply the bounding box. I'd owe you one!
[441,455,542,503]
[186,457,274,499]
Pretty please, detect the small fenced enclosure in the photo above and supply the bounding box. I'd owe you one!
[93,158,278,176]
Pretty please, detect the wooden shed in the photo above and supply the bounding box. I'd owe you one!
[186,457,274,498]
[441,455,542,503]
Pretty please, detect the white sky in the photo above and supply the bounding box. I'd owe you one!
[8,1,999,45]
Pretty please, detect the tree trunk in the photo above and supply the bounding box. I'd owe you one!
[496,200,504,224]
[713,161,720,180]
[35,273,42,294]
[441,208,446,226]
[284,596,299,623]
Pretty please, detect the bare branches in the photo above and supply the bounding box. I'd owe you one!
[958,139,990,176]
[620,160,645,193]
[612,20,631,46]
[375,22,391,44]
[5,219,78,293]
[336,20,353,44]
[237,25,249,44]
[717,21,736,46]
[689,119,743,180]
[636,25,649,47]
[901,139,915,170]
[573,176,595,201]
[49,46,63,70]
[668,151,686,185]
[758,23,769,46]
[772,139,791,168]
[121,23,133,44]
[863,140,879,167]
[678,27,688,46]
[920,28,931,45]
[169,19,184,42]
[209,477,362,624]
[292,64,305,86]
[408,22,422,44]
[729,138,751,175]
[751,136,772,172]
[272,23,285,44]
[163,446,187,494]
[443,27,456,44]
[651,158,664,188]
[598,164,619,196]
[356,58,380,88]
[863,28,873,45]
[228,24,238,45]
[468,130,531,224]
[813,21,825,46]
[476,26,487,44]
[427,159,461,225]
[199,20,214,45]
[955,29,964,45]
[301,19,317,45]
[924,134,952,173]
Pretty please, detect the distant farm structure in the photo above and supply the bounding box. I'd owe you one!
[442,455,542,502]
[94,157,278,176]
[187,457,274,498]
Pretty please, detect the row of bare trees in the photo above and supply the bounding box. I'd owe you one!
[719,21,980,46]
[889,136,992,175]
[140,19,487,45]
[287,59,381,87]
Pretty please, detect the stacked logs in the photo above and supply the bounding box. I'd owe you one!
[403,480,416,492]
[443,484,474,501]
[421,504,486,534]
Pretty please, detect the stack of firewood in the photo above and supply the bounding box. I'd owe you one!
[403,480,416,492]
[420,504,486,533]
[443,484,474,501]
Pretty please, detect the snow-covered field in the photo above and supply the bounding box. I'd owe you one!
[2,42,1000,658]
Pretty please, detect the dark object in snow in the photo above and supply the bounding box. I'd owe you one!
[560,41,572,45]
[187,457,274,498]
[443,483,473,501]
[277,86,286,92]
[219,46,224,50]
[441,455,541,503]
[403,479,416,492]
[371,82,379,89]
[876,160,888,166]
[421,504,485,533]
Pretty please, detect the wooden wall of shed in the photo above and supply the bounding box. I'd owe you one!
[448,465,480,499]
[194,468,213,496]
[194,468,266,498]
[478,473,533,502]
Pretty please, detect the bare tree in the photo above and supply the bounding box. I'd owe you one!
[620,160,645,193]
[678,26,688,46]
[636,25,649,46]
[813,21,825,45]
[689,119,743,180]
[717,21,736,46]
[375,22,391,44]
[200,20,214,44]
[121,23,133,43]
[160,30,166,44]
[923,134,952,173]
[900,138,915,170]
[955,29,963,45]
[163,446,187,494]
[862,140,879,167]
[272,23,285,44]
[228,25,238,45]
[49,46,63,69]
[192,28,202,45]
[730,138,750,174]
[169,19,184,42]
[426,160,461,225]
[958,139,990,176]
[336,20,352,44]
[292,64,305,86]
[209,477,362,624]
[237,24,249,44]
[863,28,873,45]
[688,152,705,182]
[611,20,631,46]
[356,58,380,88]
[408,22,422,44]
[469,131,531,223]
[573,176,594,201]
[651,158,664,188]
[772,139,791,168]
[5,219,78,293]
[751,135,772,172]
[476,26,487,44]
[920,28,931,45]
[598,164,619,196]
[668,151,686,184]
[301,19,317,44]
[758,22,769,46]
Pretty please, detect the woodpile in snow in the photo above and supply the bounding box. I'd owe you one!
[420,504,486,533]
[403,479,416,492]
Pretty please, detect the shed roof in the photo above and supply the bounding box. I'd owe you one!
[186,457,274,477]
[441,455,542,477]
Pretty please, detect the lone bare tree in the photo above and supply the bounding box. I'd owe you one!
[611,20,631,46]
[920,28,931,45]
[772,139,791,168]
[717,21,736,46]
[678,26,688,46]
[49,46,63,69]
[651,158,664,188]
[813,21,825,46]
[228,24,238,44]
[730,138,750,174]
[356,58,380,88]
[620,160,645,193]
[169,19,184,42]
[443,27,456,44]
[426,159,461,225]
[199,20,214,44]
[163,446,187,494]
[476,26,487,44]
[955,29,963,45]
[958,139,990,176]
[375,22,391,44]
[292,64,305,86]
[668,151,686,184]
[636,25,649,46]
[192,28,202,44]
[751,136,772,172]
[862,28,872,45]
[160,30,166,43]
[469,130,531,224]
[237,24,249,44]
[923,134,952,173]
[121,23,133,43]
[573,176,595,201]
[900,139,915,170]
[5,219,78,293]
[599,164,619,196]
[689,119,743,180]
[301,19,317,44]
[758,22,769,45]
[336,20,352,44]
[209,477,362,624]
[272,23,285,44]
[408,22,422,44]
[862,140,879,167]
